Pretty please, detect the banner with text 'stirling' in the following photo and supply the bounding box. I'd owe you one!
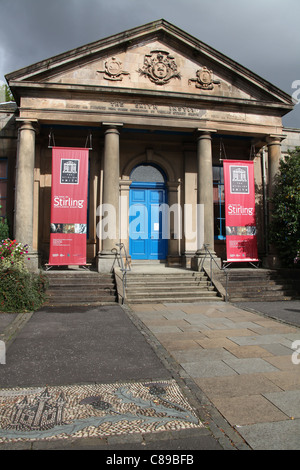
[49,147,89,265]
[223,160,258,263]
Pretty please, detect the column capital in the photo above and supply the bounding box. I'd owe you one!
[266,134,286,145]
[15,118,39,132]
[167,180,181,191]
[196,128,217,136]
[102,122,123,128]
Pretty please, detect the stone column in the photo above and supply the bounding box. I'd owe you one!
[98,124,122,273]
[167,180,181,266]
[119,178,132,258]
[267,135,283,200]
[14,119,40,271]
[265,135,285,267]
[192,130,216,270]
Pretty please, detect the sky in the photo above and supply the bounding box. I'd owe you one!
[0,0,299,128]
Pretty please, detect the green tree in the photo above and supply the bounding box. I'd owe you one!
[269,148,300,266]
[0,82,14,102]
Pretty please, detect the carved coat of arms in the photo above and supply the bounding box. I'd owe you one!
[98,57,130,81]
[189,66,220,90]
[138,50,181,85]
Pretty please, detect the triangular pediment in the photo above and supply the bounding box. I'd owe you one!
[6,20,293,111]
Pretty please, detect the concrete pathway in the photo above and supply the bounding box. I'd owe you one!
[129,301,300,450]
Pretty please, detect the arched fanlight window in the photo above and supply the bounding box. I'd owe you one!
[130,164,165,183]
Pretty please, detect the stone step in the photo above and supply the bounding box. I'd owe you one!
[216,268,300,302]
[45,300,117,307]
[127,271,205,276]
[47,282,115,289]
[229,295,297,302]
[126,285,215,294]
[125,280,210,288]
[44,271,117,306]
[47,289,116,297]
[126,277,207,284]
[127,295,222,304]
[127,290,217,299]
[126,293,218,301]
[47,275,113,282]
[123,270,221,304]
[228,284,294,293]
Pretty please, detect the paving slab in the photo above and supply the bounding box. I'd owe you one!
[261,343,295,356]
[195,374,282,399]
[263,390,300,418]
[171,347,235,363]
[236,419,300,450]
[224,344,274,359]
[228,333,291,347]
[264,370,300,391]
[222,357,279,374]
[181,360,238,378]
[210,395,288,426]
[264,355,299,371]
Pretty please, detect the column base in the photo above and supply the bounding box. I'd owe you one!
[166,255,182,267]
[97,252,117,273]
[182,252,194,269]
[191,251,220,272]
[262,254,282,269]
[25,252,41,273]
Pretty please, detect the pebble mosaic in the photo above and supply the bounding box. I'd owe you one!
[0,380,203,443]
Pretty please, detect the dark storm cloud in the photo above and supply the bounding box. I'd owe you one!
[1,0,299,126]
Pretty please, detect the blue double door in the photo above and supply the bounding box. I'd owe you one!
[129,182,168,260]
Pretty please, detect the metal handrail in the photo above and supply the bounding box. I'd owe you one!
[115,243,131,304]
[200,244,229,302]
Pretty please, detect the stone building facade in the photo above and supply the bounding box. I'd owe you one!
[0,20,296,272]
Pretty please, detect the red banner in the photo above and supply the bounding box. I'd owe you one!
[223,160,258,262]
[49,147,89,265]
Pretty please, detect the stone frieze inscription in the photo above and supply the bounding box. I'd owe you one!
[102,100,205,119]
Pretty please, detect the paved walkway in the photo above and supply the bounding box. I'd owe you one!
[0,305,224,450]
[129,300,300,450]
[0,299,300,450]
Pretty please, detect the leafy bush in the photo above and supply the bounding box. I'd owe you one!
[0,238,48,312]
[0,219,9,241]
[0,269,48,313]
[0,204,10,240]
[269,148,300,266]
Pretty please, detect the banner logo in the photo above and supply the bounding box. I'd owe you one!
[60,159,79,184]
[230,165,249,194]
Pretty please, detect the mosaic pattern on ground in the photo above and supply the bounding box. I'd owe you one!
[0,380,202,442]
